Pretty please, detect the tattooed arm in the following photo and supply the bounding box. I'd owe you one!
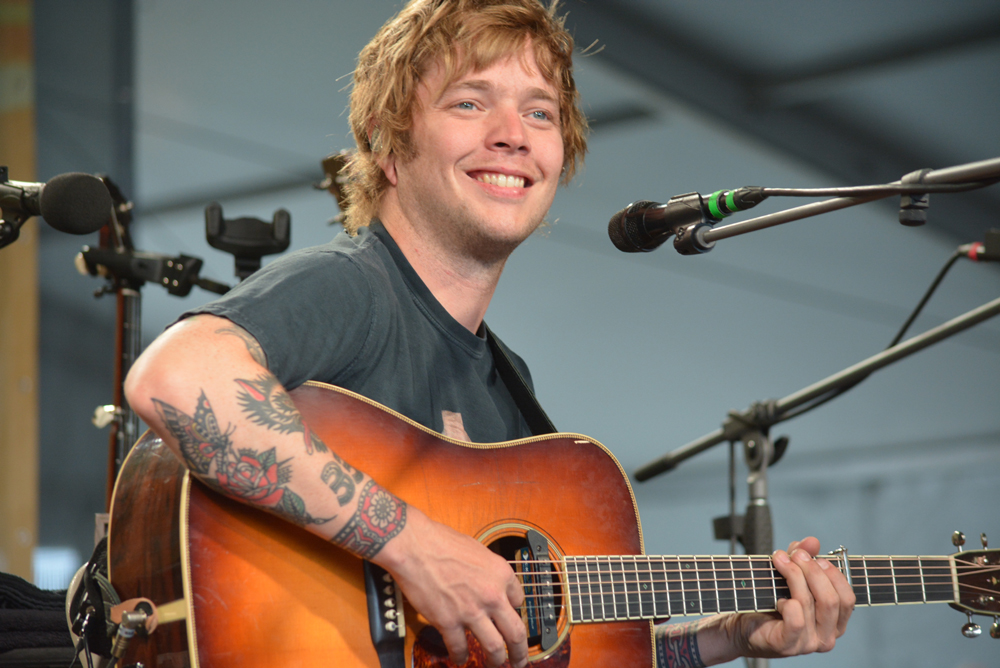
[124,314,528,668]
[654,537,854,667]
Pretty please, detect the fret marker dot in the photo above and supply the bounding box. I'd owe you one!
[741,580,746,588]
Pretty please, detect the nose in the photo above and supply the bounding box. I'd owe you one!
[488,104,528,154]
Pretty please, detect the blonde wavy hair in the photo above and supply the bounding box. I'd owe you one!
[342,0,588,233]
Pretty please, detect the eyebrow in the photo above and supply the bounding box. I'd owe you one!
[439,79,559,105]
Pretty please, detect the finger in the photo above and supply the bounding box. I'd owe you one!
[786,536,820,557]
[468,615,512,668]
[440,625,470,667]
[817,557,856,637]
[771,549,815,649]
[507,570,526,608]
[794,550,841,651]
[492,602,529,668]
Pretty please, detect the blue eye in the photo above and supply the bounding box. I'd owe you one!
[456,101,475,110]
[531,110,552,121]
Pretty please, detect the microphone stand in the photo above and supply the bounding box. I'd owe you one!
[628,156,999,668]
[635,292,1000,481]
[699,157,1000,247]
[636,293,1000,668]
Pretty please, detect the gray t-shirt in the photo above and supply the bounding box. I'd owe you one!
[186,220,534,443]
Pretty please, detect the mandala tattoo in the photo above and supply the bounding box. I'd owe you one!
[656,621,705,668]
[152,392,331,527]
[321,456,365,506]
[332,480,406,558]
[153,392,232,474]
[215,324,267,367]
[234,374,328,454]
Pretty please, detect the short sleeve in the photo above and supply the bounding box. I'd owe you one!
[182,242,382,389]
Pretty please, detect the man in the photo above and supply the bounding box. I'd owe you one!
[125,1,855,666]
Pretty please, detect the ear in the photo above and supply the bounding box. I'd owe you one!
[379,151,399,187]
[369,124,398,186]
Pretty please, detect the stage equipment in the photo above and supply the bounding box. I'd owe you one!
[0,166,113,248]
[608,157,1000,255]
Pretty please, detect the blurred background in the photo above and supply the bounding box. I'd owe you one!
[2,1,999,666]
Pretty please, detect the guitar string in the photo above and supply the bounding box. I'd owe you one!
[508,556,984,575]
[506,558,967,579]
[510,570,971,593]
[513,576,995,609]
[512,575,979,602]
[508,560,993,605]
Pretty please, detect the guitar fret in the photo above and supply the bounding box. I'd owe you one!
[566,559,582,623]
[702,557,719,614]
[922,557,954,602]
[614,557,624,620]
[652,557,669,618]
[681,557,699,616]
[636,557,654,618]
[918,557,926,603]
[890,557,898,604]
[718,556,736,613]
[603,557,616,620]
[694,557,704,615]
[666,557,683,617]
[585,557,602,621]
[733,556,755,612]
[894,558,923,603]
[770,557,778,609]
[674,557,685,616]
[862,556,871,606]
[621,556,636,620]
[865,558,898,605]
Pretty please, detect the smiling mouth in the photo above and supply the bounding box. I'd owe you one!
[473,172,529,189]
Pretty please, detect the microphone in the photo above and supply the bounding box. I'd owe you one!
[608,187,767,254]
[0,169,113,245]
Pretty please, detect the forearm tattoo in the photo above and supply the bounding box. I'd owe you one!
[321,456,365,506]
[655,621,705,668]
[152,392,332,527]
[234,373,328,454]
[152,391,232,474]
[332,480,406,558]
[215,324,267,367]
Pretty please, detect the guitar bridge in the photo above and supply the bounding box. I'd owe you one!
[363,561,405,667]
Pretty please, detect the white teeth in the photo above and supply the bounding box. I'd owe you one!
[477,173,525,189]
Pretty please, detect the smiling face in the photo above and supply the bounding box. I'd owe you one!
[379,43,565,266]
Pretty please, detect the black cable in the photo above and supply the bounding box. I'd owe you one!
[888,249,964,346]
[775,247,968,423]
[762,179,999,198]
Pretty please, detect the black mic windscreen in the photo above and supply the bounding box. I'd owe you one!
[608,201,655,252]
[39,173,113,235]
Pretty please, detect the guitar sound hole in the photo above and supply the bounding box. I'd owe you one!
[411,526,571,666]
[487,534,565,650]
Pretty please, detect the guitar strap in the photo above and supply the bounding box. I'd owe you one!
[484,323,557,435]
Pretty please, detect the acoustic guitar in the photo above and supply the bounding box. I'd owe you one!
[108,382,999,668]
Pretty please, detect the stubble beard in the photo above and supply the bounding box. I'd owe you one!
[410,189,546,270]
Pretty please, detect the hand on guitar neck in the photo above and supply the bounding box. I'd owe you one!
[692,536,856,665]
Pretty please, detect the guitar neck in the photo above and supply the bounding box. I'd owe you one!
[562,554,956,623]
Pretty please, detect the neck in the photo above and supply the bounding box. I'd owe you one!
[378,201,508,335]
[556,553,957,623]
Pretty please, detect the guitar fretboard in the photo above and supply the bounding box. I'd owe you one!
[562,555,955,623]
